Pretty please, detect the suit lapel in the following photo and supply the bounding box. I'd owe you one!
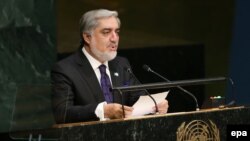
[109,60,123,103]
[74,50,105,102]
[109,64,119,87]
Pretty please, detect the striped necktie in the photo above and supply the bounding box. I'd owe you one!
[99,64,113,103]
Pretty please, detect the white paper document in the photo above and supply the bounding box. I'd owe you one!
[131,91,169,117]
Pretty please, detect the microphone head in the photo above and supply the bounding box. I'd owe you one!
[143,64,151,72]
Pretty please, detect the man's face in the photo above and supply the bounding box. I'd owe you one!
[84,16,120,62]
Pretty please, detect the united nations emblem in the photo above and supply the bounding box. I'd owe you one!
[176,120,220,141]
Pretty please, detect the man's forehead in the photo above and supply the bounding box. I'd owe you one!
[96,17,119,29]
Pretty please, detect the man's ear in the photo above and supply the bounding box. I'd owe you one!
[83,33,91,44]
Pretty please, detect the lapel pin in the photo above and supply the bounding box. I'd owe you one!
[114,72,119,77]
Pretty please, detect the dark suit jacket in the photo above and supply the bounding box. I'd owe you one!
[51,49,141,123]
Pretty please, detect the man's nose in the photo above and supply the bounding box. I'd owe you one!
[110,32,119,42]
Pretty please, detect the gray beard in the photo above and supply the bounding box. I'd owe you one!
[91,46,117,62]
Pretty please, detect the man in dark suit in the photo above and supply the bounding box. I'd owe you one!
[51,9,168,123]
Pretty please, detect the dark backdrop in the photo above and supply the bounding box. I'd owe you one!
[118,44,205,112]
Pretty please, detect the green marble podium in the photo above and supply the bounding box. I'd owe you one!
[8,106,250,141]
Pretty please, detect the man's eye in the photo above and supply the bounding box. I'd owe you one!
[102,31,110,35]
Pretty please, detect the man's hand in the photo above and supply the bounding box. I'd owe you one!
[153,99,169,114]
[104,103,134,119]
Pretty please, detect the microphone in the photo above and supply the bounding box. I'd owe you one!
[125,67,159,114]
[218,77,236,109]
[143,64,200,111]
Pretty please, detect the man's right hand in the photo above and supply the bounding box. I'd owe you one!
[104,103,133,119]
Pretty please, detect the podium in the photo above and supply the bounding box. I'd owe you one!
[8,106,250,141]
[55,107,250,141]
[7,78,249,141]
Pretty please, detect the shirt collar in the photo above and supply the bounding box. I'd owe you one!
[82,47,109,70]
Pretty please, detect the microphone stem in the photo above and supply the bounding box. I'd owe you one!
[176,86,200,111]
[147,93,159,113]
[127,69,159,113]
[228,77,236,106]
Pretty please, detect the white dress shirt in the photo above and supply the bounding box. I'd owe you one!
[82,47,111,121]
